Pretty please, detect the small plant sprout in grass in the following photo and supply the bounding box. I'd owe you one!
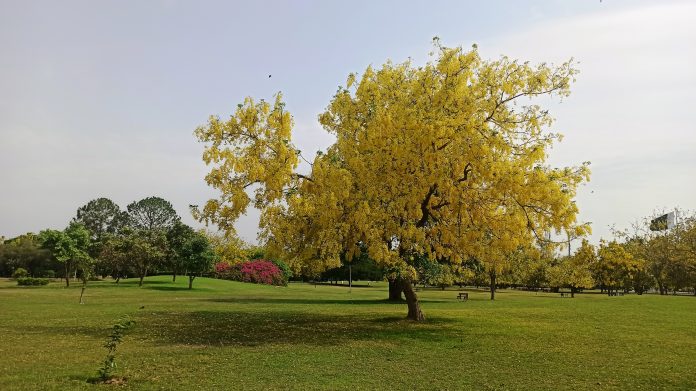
[92,316,136,384]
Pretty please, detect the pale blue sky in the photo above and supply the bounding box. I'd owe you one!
[1,0,694,246]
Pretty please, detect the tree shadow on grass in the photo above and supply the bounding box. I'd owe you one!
[139,309,456,347]
[203,297,450,305]
[145,286,199,292]
[11,324,110,339]
[12,307,458,349]
[90,279,217,292]
[90,279,172,288]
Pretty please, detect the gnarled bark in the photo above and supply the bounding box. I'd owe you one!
[402,278,425,321]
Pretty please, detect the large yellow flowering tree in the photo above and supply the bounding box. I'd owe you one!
[194,41,589,320]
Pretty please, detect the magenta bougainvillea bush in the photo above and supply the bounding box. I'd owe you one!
[214,259,285,286]
[239,260,284,285]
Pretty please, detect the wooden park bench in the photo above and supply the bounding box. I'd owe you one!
[457,292,469,301]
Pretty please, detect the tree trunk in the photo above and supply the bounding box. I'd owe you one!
[402,278,425,321]
[79,283,86,304]
[64,264,70,287]
[388,278,404,301]
[188,275,194,289]
[570,286,576,298]
[173,271,177,282]
[138,267,147,287]
[489,270,497,300]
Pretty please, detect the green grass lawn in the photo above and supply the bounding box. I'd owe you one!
[1,276,695,390]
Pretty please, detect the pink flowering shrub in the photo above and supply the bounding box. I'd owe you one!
[239,259,284,285]
[214,259,285,286]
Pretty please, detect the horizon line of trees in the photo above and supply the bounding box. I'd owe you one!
[0,196,217,290]
[3,202,695,298]
[294,211,696,298]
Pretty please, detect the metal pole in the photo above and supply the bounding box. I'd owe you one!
[349,264,352,293]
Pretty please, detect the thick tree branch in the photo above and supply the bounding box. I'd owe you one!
[417,184,438,228]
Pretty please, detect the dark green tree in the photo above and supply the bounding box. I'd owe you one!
[121,228,168,287]
[74,198,128,278]
[39,223,92,287]
[179,231,217,289]
[126,197,180,231]
[166,222,195,282]
[98,233,130,283]
[0,233,54,277]
[73,198,127,240]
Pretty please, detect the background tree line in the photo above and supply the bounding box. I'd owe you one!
[3,200,695,297]
[280,211,696,298]
[0,196,216,289]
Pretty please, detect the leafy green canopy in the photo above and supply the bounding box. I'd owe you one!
[39,222,93,286]
[74,198,127,239]
[127,197,180,231]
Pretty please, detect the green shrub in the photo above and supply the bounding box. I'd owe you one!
[215,262,242,280]
[271,259,292,283]
[17,277,49,286]
[12,268,29,279]
[40,269,56,278]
